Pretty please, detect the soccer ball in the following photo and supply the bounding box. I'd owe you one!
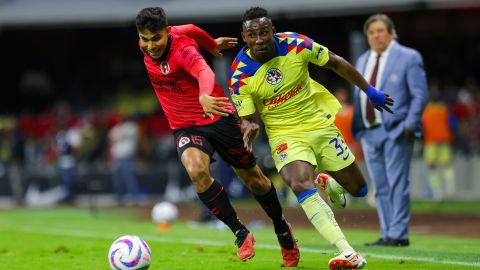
[151,201,178,224]
[108,235,151,270]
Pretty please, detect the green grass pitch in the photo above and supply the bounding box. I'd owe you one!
[0,207,479,269]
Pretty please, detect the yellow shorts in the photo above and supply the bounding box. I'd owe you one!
[424,143,452,166]
[269,124,355,172]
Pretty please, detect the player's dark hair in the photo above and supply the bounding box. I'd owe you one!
[243,7,269,22]
[136,7,168,32]
[363,13,398,39]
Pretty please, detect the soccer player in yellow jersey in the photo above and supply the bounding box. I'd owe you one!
[228,7,394,270]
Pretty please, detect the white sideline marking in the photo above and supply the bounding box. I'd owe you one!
[15,227,480,268]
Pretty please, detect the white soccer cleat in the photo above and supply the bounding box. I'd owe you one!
[315,173,346,209]
[328,250,367,270]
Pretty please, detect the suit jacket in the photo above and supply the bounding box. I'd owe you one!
[352,40,429,140]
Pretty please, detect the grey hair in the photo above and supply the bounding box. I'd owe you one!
[363,14,398,39]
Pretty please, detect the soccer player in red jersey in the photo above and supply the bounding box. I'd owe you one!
[135,7,299,266]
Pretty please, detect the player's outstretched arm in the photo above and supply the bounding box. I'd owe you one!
[189,56,233,119]
[210,37,238,56]
[171,24,237,56]
[324,51,395,113]
[239,114,260,152]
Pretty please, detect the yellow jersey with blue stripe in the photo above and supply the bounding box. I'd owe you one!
[228,32,341,138]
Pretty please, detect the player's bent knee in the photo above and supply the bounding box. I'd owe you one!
[186,166,210,182]
[248,181,270,194]
[244,174,271,193]
[352,184,368,197]
[290,181,313,196]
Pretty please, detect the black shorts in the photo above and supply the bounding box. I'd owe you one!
[173,115,256,169]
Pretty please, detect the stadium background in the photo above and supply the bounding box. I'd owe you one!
[0,0,479,207]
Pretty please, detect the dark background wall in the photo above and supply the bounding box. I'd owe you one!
[1,8,478,114]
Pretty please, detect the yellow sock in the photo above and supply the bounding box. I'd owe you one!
[299,190,353,252]
[428,168,442,200]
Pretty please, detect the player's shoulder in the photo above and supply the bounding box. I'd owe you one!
[228,47,263,94]
[275,32,315,45]
[171,34,199,53]
[230,47,263,76]
[275,32,315,55]
[275,32,312,41]
[169,34,201,65]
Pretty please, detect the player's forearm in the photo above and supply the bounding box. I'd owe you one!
[189,59,215,96]
[197,69,215,96]
[325,52,369,90]
[172,24,217,51]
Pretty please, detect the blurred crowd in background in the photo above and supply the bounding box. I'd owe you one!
[0,74,478,206]
[0,6,479,206]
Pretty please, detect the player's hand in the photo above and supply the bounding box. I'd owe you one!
[199,94,233,120]
[364,85,395,114]
[241,122,260,152]
[210,37,238,56]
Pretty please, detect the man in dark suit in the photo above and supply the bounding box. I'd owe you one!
[352,14,429,247]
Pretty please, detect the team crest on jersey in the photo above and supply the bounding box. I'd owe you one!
[178,136,190,148]
[160,61,170,75]
[265,68,283,85]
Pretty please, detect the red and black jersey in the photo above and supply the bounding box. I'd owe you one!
[141,28,234,130]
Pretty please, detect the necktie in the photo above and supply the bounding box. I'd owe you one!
[366,54,381,124]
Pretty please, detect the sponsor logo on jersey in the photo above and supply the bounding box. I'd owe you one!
[278,152,288,162]
[265,68,283,85]
[151,77,181,92]
[178,136,190,148]
[160,61,170,75]
[262,81,303,110]
[315,46,324,59]
[273,85,284,93]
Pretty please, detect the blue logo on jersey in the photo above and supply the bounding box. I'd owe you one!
[265,68,283,85]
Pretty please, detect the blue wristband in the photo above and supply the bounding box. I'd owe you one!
[364,85,386,107]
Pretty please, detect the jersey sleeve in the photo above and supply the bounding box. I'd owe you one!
[189,57,215,96]
[300,36,329,67]
[171,24,217,51]
[230,86,256,117]
[228,61,256,116]
[176,44,204,73]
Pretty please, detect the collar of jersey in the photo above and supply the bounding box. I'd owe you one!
[236,36,282,76]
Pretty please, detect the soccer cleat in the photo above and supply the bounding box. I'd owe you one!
[277,223,300,267]
[315,173,347,209]
[235,230,255,261]
[328,250,367,270]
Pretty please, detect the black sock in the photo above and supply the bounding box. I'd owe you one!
[198,180,246,234]
[276,229,294,250]
[253,184,294,249]
[234,228,250,247]
[253,184,290,235]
